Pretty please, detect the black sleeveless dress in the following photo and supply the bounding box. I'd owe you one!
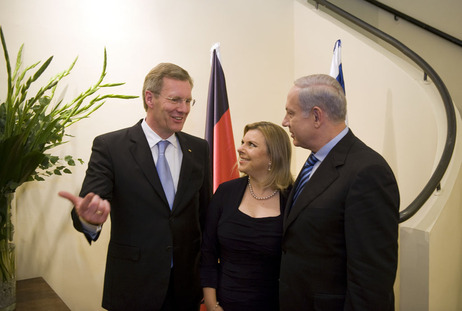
[216,209,282,311]
[201,177,288,311]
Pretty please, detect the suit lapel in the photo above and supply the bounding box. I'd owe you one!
[173,132,195,212]
[284,160,339,231]
[283,130,357,232]
[126,124,207,213]
[128,121,169,206]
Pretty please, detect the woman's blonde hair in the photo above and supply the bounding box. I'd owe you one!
[243,121,293,190]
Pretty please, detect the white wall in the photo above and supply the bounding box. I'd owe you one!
[0,1,294,310]
[1,0,461,310]
[314,0,462,119]
[293,0,446,210]
[294,2,462,310]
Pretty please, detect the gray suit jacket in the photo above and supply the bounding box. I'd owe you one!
[280,130,399,311]
[72,120,212,311]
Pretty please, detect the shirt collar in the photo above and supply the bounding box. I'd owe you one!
[141,119,179,150]
[314,126,349,161]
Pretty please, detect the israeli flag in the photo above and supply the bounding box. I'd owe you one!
[329,39,345,93]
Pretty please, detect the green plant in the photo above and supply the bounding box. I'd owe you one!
[0,27,137,195]
[0,25,137,290]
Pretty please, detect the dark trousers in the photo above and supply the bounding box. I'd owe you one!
[160,268,201,311]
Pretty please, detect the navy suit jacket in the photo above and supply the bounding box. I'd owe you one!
[72,120,212,311]
[280,130,399,311]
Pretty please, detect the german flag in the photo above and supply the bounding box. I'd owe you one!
[205,44,239,192]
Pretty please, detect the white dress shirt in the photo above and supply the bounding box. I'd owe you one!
[81,120,183,235]
[141,119,183,191]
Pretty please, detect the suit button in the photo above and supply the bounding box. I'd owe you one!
[166,246,172,252]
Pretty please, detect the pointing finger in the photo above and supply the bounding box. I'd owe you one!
[58,191,81,206]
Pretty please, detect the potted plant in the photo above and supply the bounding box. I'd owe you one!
[0,26,137,310]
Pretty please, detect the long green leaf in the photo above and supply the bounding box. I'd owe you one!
[0,30,138,194]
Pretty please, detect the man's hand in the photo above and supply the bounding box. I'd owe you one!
[59,191,110,225]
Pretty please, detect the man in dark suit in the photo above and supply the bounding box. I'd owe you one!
[59,63,212,311]
[279,74,399,310]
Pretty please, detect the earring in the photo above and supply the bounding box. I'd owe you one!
[268,162,272,171]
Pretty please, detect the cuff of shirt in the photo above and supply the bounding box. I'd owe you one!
[79,217,102,239]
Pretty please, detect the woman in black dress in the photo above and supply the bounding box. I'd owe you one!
[201,121,293,311]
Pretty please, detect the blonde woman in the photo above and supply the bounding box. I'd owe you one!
[201,121,293,311]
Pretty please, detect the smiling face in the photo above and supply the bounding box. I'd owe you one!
[145,77,192,138]
[237,129,271,179]
[282,85,314,149]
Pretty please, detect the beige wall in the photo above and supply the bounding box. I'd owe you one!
[314,0,462,116]
[429,168,462,310]
[293,0,446,210]
[295,2,462,310]
[0,1,294,310]
[1,0,461,310]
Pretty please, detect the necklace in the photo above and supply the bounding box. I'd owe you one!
[247,177,279,200]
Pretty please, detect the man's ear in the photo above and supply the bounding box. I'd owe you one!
[312,106,322,123]
[145,90,154,108]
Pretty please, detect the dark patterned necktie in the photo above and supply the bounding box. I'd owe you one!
[157,140,175,209]
[292,153,319,204]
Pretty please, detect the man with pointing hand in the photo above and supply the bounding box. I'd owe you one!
[59,63,212,311]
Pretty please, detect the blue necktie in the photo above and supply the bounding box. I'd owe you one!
[157,140,175,209]
[292,153,319,204]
